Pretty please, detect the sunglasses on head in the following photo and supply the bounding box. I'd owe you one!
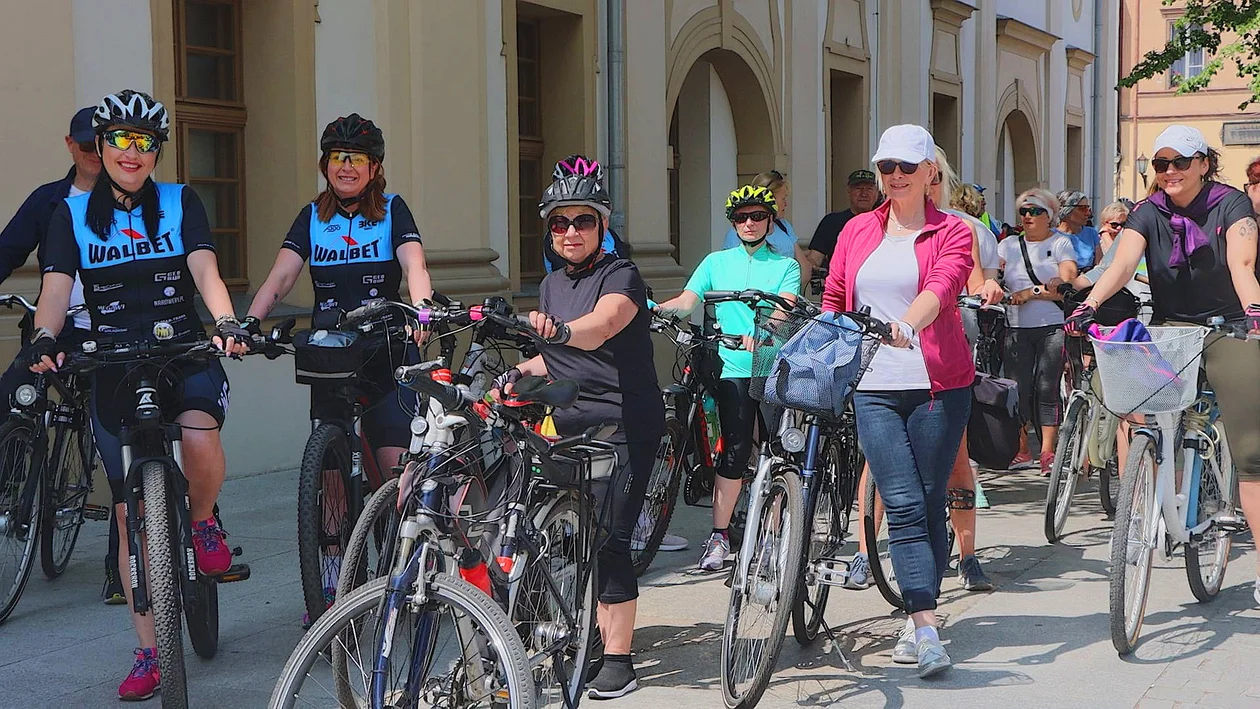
[328,151,371,167]
[875,160,920,176]
[732,211,772,224]
[1152,154,1201,173]
[1018,205,1047,217]
[1107,220,1126,229]
[548,213,600,235]
[102,129,159,154]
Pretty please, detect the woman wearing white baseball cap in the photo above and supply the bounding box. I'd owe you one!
[1067,124,1260,608]
[821,124,975,677]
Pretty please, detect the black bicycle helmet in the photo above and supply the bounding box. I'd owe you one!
[538,175,612,219]
[320,113,385,161]
[93,90,170,142]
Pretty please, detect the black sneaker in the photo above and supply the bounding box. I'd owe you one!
[587,657,638,700]
[102,564,127,606]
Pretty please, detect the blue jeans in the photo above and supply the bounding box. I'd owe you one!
[854,387,970,613]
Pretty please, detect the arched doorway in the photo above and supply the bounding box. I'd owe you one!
[667,48,776,272]
[995,109,1039,222]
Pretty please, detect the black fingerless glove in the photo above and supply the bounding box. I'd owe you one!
[1064,303,1096,336]
[241,315,263,338]
[540,314,571,345]
[491,367,524,393]
[22,335,58,369]
[213,316,250,345]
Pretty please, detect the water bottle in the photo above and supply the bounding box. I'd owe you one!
[701,392,722,455]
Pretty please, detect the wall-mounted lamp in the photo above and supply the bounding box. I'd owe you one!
[1136,154,1149,188]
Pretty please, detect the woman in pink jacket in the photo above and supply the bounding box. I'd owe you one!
[821,124,974,678]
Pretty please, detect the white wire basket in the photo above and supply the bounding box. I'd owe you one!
[1088,326,1206,415]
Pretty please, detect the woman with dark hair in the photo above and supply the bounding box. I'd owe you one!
[245,113,432,615]
[1068,124,1260,608]
[27,89,248,701]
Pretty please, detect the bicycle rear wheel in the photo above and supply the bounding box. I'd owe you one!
[631,416,685,576]
[720,468,805,709]
[1109,434,1158,656]
[792,441,845,645]
[1045,397,1088,543]
[185,577,219,659]
[1099,457,1117,516]
[1186,422,1235,603]
[862,471,902,611]
[142,460,188,708]
[338,476,401,601]
[270,576,536,709]
[41,418,95,578]
[297,422,355,627]
[0,419,41,624]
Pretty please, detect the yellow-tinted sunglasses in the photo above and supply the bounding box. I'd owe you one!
[102,129,160,154]
[328,151,371,167]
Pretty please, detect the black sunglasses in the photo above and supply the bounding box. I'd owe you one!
[875,160,920,176]
[732,211,772,224]
[1106,220,1126,229]
[1018,206,1048,217]
[1152,155,1201,173]
[548,213,600,235]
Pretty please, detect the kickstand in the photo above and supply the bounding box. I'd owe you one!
[811,603,855,672]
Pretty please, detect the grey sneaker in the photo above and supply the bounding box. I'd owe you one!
[659,533,689,552]
[891,626,917,664]
[698,533,731,571]
[958,555,993,591]
[845,553,871,589]
[917,636,952,678]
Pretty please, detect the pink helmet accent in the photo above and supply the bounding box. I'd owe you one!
[553,154,605,182]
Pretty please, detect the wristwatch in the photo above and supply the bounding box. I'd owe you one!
[1031,286,1044,296]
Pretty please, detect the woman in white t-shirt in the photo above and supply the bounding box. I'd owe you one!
[998,188,1077,474]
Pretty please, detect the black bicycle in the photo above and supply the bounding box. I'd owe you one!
[0,295,105,623]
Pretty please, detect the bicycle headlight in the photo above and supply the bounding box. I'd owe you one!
[780,426,806,453]
[13,384,37,408]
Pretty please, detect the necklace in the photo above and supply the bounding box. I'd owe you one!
[888,212,924,233]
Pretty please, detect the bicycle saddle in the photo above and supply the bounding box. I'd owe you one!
[511,376,579,409]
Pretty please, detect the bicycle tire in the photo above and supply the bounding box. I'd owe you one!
[142,459,188,708]
[0,419,41,624]
[1045,397,1088,543]
[720,468,805,709]
[792,441,844,645]
[1109,433,1158,656]
[185,577,219,659]
[1099,457,1117,516]
[632,416,685,576]
[297,422,355,627]
[337,476,400,602]
[862,471,903,611]
[269,575,536,709]
[41,419,94,578]
[1186,422,1235,603]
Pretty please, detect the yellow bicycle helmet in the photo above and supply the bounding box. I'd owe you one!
[724,185,778,221]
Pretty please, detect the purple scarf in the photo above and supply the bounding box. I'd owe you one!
[1147,182,1233,268]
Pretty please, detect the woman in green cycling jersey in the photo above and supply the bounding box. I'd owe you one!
[655,185,801,570]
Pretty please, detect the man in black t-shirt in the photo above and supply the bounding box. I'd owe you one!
[805,169,882,272]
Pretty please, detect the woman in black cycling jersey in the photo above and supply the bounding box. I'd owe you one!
[245,114,432,611]
[492,175,662,699]
[27,89,248,702]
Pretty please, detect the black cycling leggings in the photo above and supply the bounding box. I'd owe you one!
[592,441,655,604]
[1004,325,1064,428]
[714,378,779,481]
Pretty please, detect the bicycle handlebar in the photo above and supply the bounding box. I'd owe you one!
[0,293,88,319]
[1206,317,1260,341]
[702,289,798,313]
[957,294,1008,313]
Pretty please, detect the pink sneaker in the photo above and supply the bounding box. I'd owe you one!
[1008,450,1034,470]
[118,647,160,701]
[192,517,232,576]
[1039,451,1055,477]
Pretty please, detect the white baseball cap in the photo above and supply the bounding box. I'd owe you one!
[1152,125,1210,157]
[872,124,937,165]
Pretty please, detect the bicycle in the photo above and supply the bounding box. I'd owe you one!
[710,289,888,709]
[0,294,105,624]
[1094,320,1250,655]
[61,337,254,709]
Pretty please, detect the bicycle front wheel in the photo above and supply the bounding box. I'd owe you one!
[1045,396,1088,543]
[142,460,188,708]
[1109,433,1158,656]
[297,423,355,627]
[269,575,536,709]
[720,468,805,709]
[1186,422,1235,603]
[41,418,95,578]
[631,416,685,576]
[0,419,41,624]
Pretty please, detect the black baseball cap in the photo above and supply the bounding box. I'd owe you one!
[69,107,96,143]
[847,169,876,185]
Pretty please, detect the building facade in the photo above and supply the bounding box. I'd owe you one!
[0,0,1119,475]
[1117,0,1258,201]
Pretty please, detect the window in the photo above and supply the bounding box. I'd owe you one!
[517,19,545,285]
[1169,23,1205,87]
[174,0,248,286]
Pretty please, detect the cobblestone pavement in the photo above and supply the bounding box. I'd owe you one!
[0,467,1254,708]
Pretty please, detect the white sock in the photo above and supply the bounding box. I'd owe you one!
[914,625,940,644]
[903,618,915,635]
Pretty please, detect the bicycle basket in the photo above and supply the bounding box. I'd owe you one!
[750,307,878,418]
[1089,325,1205,415]
[292,329,369,384]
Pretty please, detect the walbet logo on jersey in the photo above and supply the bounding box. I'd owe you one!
[88,230,176,264]
[311,237,381,264]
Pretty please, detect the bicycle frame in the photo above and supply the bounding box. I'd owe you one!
[730,416,792,593]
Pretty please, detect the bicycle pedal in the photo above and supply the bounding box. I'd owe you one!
[232,546,243,557]
[1213,516,1248,533]
[82,504,110,521]
[812,557,850,587]
[214,564,251,583]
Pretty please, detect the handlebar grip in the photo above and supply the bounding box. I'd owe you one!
[702,290,741,302]
[343,298,388,326]
[429,290,452,307]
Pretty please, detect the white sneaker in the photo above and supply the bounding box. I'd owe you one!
[659,533,689,552]
[698,533,731,571]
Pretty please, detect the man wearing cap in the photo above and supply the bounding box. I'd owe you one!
[972,184,1003,239]
[805,169,882,273]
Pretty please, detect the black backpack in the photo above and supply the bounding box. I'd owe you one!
[967,373,1022,470]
